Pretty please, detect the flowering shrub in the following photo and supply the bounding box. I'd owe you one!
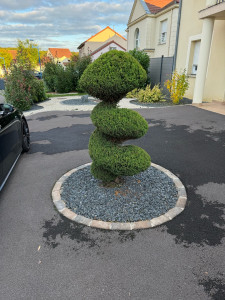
[165,70,189,104]
[5,65,46,110]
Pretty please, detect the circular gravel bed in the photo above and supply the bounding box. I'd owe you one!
[61,165,177,222]
[52,163,187,230]
[60,98,98,106]
[130,98,192,107]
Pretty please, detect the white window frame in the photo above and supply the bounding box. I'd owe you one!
[191,40,201,75]
[109,47,117,51]
[185,34,202,75]
[135,28,140,49]
[159,19,167,44]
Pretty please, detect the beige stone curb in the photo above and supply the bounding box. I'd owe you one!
[52,162,187,230]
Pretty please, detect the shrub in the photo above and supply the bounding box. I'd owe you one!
[126,88,139,98]
[165,69,189,104]
[5,65,46,110]
[31,79,47,103]
[43,61,58,92]
[79,50,147,102]
[54,65,74,93]
[137,84,165,103]
[129,49,150,85]
[128,49,150,73]
[80,50,151,183]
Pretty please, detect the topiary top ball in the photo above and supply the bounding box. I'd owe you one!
[79,50,147,103]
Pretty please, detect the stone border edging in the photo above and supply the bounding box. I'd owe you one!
[52,163,187,230]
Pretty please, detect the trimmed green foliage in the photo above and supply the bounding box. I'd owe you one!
[89,129,151,182]
[79,50,147,103]
[91,102,148,139]
[81,50,151,183]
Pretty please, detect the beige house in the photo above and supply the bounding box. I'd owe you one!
[175,0,225,103]
[78,26,127,57]
[47,48,72,68]
[127,0,180,57]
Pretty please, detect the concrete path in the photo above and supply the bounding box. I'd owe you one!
[0,106,225,300]
[23,96,146,117]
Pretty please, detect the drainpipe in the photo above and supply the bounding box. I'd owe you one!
[172,0,183,71]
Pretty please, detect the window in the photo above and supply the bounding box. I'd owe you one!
[135,28,140,49]
[192,41,201,75]
[160,20,167,44]
[110,47,117,50]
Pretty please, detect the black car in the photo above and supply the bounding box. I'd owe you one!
[0,103,30,191]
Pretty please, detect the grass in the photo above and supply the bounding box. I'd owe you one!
[47,92,87,98]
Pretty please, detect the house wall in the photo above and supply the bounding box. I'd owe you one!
[127,1,179,58]
[80,35,127,57]
[154,7,179,57]
[91,43,126,61]
[176,0,225,101]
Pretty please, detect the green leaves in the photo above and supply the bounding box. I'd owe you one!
[79,50,147,103]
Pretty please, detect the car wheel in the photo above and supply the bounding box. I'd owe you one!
[22,119,30,152]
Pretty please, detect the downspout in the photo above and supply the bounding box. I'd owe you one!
[172,0,183,71]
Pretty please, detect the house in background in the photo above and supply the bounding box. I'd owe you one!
[90,40,126,61]
[78,26,127,58]
[175,0,225,103]
[127,0,180,57]
[47,48,72,67]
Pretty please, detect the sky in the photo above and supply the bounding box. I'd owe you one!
[0,0,133,51]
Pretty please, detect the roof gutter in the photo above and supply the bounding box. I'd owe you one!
[173,0,183,71]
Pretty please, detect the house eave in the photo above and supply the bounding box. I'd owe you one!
[127,3,179,28]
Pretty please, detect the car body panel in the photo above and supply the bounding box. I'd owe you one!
[0,104,28,191]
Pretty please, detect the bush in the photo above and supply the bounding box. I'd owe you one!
[5,65,46,110]
[43,61,58,92]
[137,84,165,103]
[31,79,47,103]
[54,65,74,93]
[79,50,147,102]
[80,50,151,183]
[128,49,150,73]
[129,49,150,85]
[165,69,189,104]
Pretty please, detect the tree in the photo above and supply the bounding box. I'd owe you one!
[0,49,13,69]
[79,50,150,183]
[16,39,39,69]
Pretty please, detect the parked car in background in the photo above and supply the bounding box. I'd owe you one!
[34,71,42,79]
[0,103,30,191]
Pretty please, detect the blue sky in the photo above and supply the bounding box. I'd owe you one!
[0,0,133,51]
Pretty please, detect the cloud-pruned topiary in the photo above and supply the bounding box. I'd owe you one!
[79,50,151,183]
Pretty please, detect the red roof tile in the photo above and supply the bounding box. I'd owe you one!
[145,0,179,14]
[8,50,17,60]
[48,48,72,59]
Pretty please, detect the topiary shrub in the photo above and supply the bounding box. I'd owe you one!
[79,50,151,183]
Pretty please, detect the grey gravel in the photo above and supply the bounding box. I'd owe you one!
[130,97,193,107]
[61,165,178,222]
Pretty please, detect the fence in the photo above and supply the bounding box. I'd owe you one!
[148,55,174,94]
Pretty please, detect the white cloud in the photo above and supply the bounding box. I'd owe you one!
[0,0,133,50]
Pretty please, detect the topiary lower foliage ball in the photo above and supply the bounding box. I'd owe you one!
[79,50,151,183]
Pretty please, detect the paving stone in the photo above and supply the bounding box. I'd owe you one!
[165,207,183,220]
[176,196,187,208]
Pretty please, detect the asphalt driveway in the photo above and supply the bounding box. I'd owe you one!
[0,105,225,300]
